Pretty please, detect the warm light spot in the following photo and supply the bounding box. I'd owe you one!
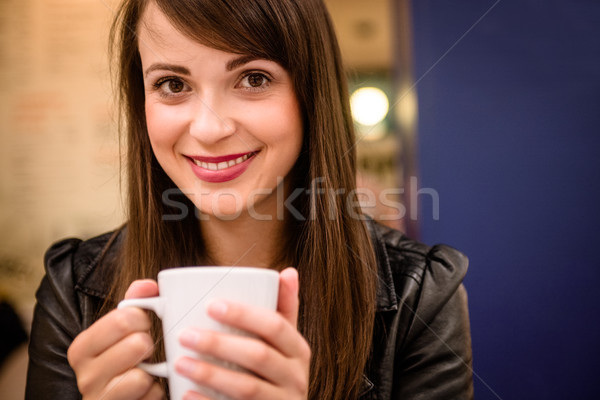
[350,87,389,126]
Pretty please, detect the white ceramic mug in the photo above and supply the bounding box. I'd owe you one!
[118,266,279,400]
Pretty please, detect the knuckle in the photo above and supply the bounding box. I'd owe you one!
[251,344,270,364]
[113,309,136,335]
[128,332,154,357]
[299,339,312,362]
[147,382,166,400]
[293,375,308,393]
[128,368,154,391]
[76,372,94,395]
[293,366,309,392]
[116,308,149,333]
[199,331,218,351]
[237,379,260,399]
[191,362,212,382]
[150,382,165,400]
[67,339,81,367]
[270,317,286,335]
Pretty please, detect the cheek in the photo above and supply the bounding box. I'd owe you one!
[259,99,304,150]
[145,103,187,151]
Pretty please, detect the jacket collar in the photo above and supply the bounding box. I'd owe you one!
[78,220,400,313]
[75,229,123,299]
[365,218,399,312]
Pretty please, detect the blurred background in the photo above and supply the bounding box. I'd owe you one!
[1,0,599,398]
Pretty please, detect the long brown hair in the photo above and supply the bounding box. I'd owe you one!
[105,1,377,398]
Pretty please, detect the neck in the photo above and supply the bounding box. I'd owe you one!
[199,212,287,269]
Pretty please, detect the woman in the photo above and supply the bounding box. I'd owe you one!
[25,0,473,399]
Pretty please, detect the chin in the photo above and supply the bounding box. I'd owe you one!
[194,196,246,221]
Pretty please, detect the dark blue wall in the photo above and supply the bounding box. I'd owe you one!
[412,1,600,399]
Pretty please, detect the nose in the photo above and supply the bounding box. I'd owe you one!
[188,95,235,144]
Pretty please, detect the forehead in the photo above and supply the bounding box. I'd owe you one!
[137,1,287,63]
[137,2,217,67]
[138,3,185,48]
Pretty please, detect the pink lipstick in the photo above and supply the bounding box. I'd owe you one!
[187,151,258,183]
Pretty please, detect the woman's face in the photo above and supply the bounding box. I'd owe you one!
[138,3,303,219]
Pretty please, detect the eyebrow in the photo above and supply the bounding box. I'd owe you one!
[144,55,260,78]
[226,55,259,71]
[144,63,191,77]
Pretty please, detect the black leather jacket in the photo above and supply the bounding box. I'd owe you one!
[26,221,473,399]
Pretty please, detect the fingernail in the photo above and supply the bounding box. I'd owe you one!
[179,329,202,347]
[208,300,228,317]
[175,357,195,375]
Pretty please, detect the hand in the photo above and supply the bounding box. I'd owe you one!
[67,280,166,400]
[174,267,311,400]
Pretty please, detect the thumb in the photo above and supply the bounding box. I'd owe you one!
[124,279,159,300]
[277,267,300,328]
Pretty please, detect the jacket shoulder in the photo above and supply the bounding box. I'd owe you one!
[43,230,120,299]
[368,220,468,329]
[377,223,468,286]
[366,221,473,398]
[26,232,120,400]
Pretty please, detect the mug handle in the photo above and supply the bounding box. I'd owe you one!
[118,297,168,378]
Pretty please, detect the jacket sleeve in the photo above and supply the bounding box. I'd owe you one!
[25,239,84,400]
[393,246,474,400]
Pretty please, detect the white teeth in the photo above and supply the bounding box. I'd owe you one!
[193,153,253,171]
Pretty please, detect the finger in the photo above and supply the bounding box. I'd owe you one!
[178,329,290,384]
[206,300,308,358]
[69,279,157,365]
[277,267,299,328]
[68,307,151,364]
[139,381,166,400]
[181,392,210,400]
[101,367,156,400]
[86,331,154,392]
[175,358,278,400]
[125,279,159,300]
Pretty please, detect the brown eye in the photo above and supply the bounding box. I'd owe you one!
[247,73,265,87]
[238,72,270,91]
[168,80,184,93]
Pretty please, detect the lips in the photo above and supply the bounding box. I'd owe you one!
[187,151,259,183]
[191,152,254,171]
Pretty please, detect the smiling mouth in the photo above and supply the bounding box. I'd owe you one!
[191,152,258,171]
